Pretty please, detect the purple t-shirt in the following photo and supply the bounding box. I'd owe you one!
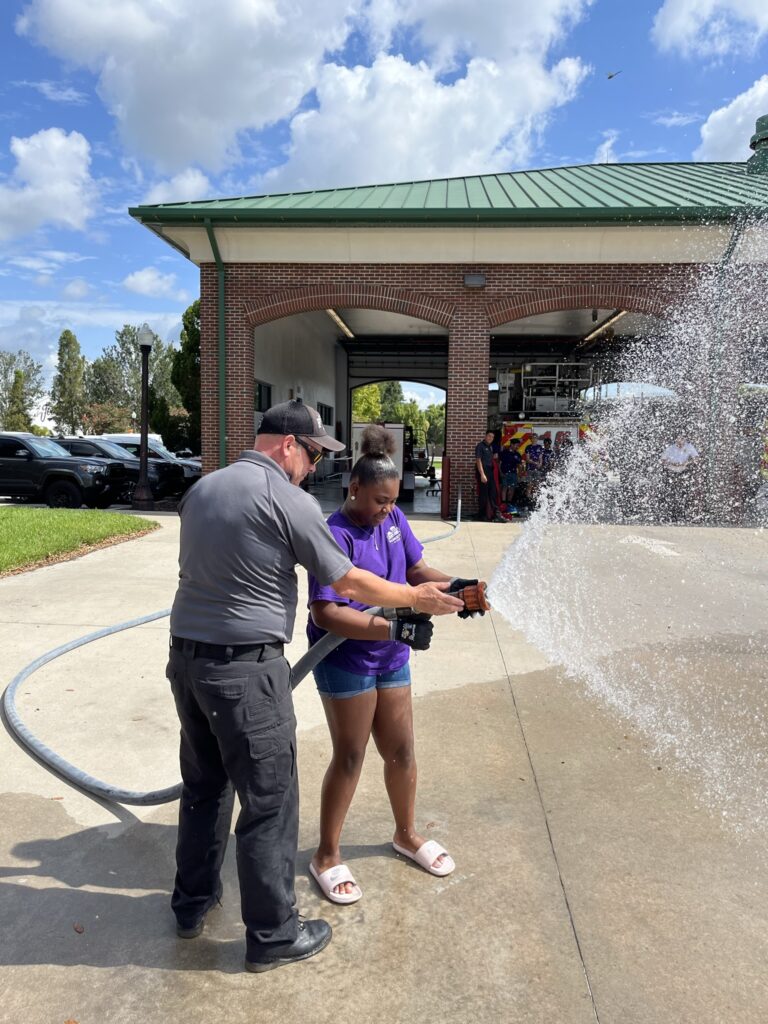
[307,505,424,675]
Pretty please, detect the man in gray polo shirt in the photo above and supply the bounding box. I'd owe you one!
[167,398,462,973]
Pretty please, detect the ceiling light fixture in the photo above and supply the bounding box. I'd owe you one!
[581,310,628,344]
[325,308,355,338]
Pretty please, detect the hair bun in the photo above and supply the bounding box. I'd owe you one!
[361,425,396,459]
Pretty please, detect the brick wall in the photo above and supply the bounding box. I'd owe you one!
[199,261,699,513]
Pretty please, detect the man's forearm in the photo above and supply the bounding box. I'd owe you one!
[332,566,414,608]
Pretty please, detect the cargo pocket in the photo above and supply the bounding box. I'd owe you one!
[244,697,274,728]
[243,717,295,814]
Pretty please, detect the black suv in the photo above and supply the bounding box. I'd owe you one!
[100,436,201,493]
[53,436,185,501]
[0,433,127,509]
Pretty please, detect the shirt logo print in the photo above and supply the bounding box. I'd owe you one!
[386,525,402,544]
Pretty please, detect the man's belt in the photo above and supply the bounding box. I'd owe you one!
[170,636,284,663]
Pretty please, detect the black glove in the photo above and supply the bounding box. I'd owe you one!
[448,577,478,593]
[448,577,485,619]
[389,614,433,650]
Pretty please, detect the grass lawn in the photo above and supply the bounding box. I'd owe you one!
[0,506,159,575]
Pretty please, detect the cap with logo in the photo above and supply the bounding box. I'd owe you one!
[257,398,345,452]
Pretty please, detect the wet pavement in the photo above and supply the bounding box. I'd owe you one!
[1,512,767,1023]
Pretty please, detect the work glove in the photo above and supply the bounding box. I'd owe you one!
[448,577,485,619]
[389,614,434,650]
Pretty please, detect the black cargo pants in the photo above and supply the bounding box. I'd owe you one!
[166,641,298,958]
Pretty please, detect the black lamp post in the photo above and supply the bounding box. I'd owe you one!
[132,322,155,511]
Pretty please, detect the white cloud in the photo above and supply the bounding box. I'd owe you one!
[653,110,703,128]
[652,0,768,57]
[18,0,592,181]
[593,129,619,164]
[7,249,95,276]
[123,266,189,302]
[62,277,90,299]
[403,385,443,409]
[0,301,181,373]
[18,79,88,103]
[0,127,98,241]
[39,249,95,264]
[263,52,589,190]
[9,256,53,273]
[17,0,356,173]
[366,0,592,68]
[694,75,768,160]
[142,168,211,205]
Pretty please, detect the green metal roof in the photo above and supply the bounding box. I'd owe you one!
[129,162,768,227]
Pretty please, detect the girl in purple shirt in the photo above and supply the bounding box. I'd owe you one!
[306,427,461,904]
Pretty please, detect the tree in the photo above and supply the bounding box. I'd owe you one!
[82,403,133,434]
[0,349,44,428]
[379,380,405,422]
[171,300,201,452]
[84,354,125,406]
[50,329,86,433]
[82,325,183,439]
[5,370,32,430]
[424,402,446,449]
[400,399,429,446]
[351,383,381,422]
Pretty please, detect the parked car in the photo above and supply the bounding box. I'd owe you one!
[0,432,127,509]
[99,434,202,492]
[53,436,185,501]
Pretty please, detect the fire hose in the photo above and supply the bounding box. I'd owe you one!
[2,498,492,806]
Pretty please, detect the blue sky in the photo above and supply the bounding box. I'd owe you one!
[1,0,767,408]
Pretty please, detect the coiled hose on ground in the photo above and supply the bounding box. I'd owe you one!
[2,498,461,806]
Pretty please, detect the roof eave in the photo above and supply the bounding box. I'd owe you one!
[128,204,753,229]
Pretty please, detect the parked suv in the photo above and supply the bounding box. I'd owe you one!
[99,434,202,492]
[0,433,127,509]
[53,436,185,501]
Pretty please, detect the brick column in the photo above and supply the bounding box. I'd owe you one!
[199,263,255,474]
[225,272,255,464]
[445,303,491,517]
[199,263,218,475]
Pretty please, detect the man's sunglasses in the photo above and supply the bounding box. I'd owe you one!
[294,435,324,466]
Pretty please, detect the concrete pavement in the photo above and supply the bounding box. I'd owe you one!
[1,511,767,1023]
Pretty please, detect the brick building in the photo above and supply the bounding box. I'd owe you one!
[130,120,768,514]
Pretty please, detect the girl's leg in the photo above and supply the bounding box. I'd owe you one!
[312,690,377,896]
[371,685,447,871]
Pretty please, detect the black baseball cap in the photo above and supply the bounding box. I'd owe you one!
[257,398,345,452]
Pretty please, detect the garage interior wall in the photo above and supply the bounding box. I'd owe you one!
[253,311,343,479]
[253,311,340,420]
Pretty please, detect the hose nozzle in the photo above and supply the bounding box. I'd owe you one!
[455,581,490,613]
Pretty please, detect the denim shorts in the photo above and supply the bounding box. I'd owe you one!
[313,660,411,700]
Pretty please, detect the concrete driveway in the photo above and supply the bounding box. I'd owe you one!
[1,512,766,1023]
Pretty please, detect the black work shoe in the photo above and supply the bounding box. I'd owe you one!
[244,919,332,973]
[175,886,223,939]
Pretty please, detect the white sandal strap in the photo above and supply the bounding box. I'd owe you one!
[315,863,357,890]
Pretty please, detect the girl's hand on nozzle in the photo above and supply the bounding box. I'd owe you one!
[410,581,464,616]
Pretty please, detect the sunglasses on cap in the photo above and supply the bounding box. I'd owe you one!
[294,435,324,466]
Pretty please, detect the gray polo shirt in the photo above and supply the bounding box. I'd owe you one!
[170,451,353,645]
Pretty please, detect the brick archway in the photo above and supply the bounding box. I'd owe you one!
[244,285,455,329]
[487,285,676,327]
